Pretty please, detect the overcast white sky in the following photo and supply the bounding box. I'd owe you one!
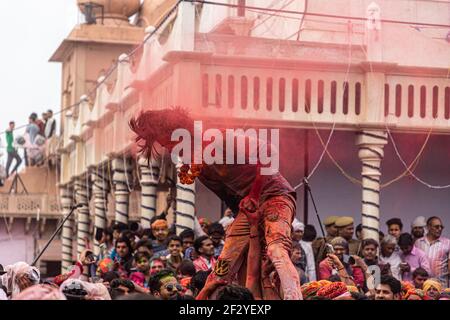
[0,0,78,162]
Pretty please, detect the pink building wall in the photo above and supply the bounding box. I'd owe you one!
[0,220,34,265]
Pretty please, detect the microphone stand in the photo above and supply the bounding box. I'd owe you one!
[304,178,337,257]
[31,204,82,267]
[303,178,326,239]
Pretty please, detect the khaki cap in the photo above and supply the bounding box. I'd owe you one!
[323,216,340,227]
[335,216,354,227]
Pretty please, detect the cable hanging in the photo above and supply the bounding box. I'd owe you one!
[294,18,356,189]
[185,0,450,28]
[387,126,450,189]
[276,5,448,190]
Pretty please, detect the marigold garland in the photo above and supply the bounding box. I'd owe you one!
[178,164,204,185]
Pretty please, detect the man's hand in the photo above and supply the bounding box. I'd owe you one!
[399,262,411,273]
[132,281,150,294]
[366,289,376,300]
[352,255,368,272]
[16,274,33,291]
[80,249,96,266]
[239,196,259,225]
[327,254,344,270]
[83,237,92,250]
[205,278,228,292]
[196,274,228,300]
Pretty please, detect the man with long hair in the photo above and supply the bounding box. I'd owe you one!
[129,108,302,300]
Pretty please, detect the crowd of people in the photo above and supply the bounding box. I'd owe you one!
[0,209,448,300]
[292,215,449,300]
[0,110,56,183]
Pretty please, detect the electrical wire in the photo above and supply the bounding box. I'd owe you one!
[387,125,450,189]
[185,0,450,28]
[2,0,448,138]
[197,1,442,192]
[358,39,448,190]
[296,0,308,41]
[293,123,336,190]
[0,0,184,138]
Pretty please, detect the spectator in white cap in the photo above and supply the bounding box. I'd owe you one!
[411,216,427,243]
[218,208,234,232]
[292,218,316,282]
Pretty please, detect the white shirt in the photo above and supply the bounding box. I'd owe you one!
[45,118,56,138]
[219,216,234,230]
[380,251,402,281]
[0,287,7,300]
[300,240,317,281]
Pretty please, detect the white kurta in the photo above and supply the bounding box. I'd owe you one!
[300,240,317,282]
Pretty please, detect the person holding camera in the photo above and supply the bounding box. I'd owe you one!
[53,249,97,286]
[398,233,431,283]
[379,235,402,281]
[113,237,134,278]
[318,237,365,288]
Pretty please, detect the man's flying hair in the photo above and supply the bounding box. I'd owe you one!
[129,107,193,160]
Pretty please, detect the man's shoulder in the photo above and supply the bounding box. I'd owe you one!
[318,258,330,268]
[392,251,402,261]
[412,245,426,255]
[440,237,450,248]
[416,237,427,244]
[312,237,326,245]
[300,240,312,249]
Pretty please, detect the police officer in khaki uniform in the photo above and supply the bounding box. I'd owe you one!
[312,216,340,278]
[335,216,362,257]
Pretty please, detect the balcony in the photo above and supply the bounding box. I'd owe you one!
[57,1,450,180]
[0,194,60,219]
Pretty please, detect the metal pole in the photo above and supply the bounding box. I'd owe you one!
[220,201,226,218]
[303,129,309,224]
[31,204,82,266]
[304,179,326,239]
[238,0,246,16]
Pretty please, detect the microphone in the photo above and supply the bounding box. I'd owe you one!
[72,203,83,209]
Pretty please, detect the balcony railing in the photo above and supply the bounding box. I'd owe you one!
[0,194,61,218]
[57,1,450,182]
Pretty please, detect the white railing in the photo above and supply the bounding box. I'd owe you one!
[0,194,60,218]
[385,76,450,130]
[199,65,366,125]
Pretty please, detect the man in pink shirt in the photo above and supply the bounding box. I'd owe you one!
[398,233,431,283]
[193,236,217,272]
[415,216,450,288]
